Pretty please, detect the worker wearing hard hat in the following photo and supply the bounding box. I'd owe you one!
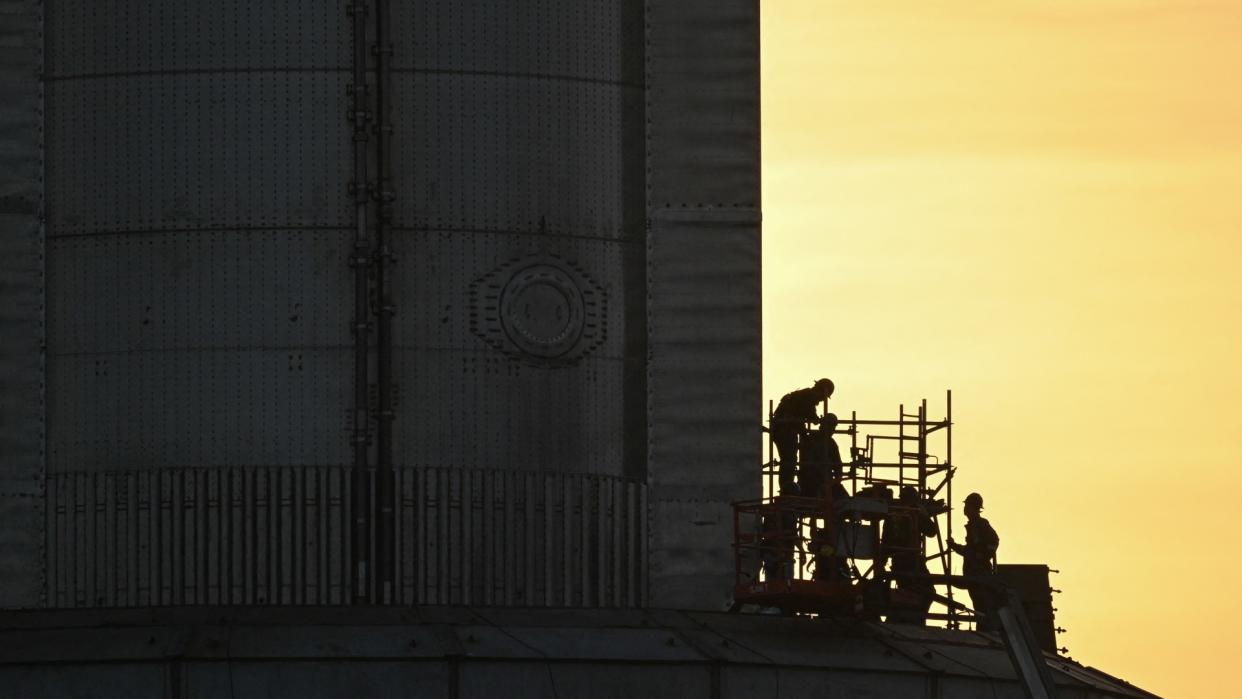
[770,378,834,495]
[798,412,843,497]
[948,492,1000,630]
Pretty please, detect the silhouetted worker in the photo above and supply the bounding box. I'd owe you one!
[771,378,834,494]
[803,418,849,584]
[797,413,843,497]
[882,486,939,625]
[949,492,1000,631]
[759,509,797,583]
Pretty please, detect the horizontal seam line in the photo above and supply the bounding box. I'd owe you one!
[51,345,353,358]
[395,67,642,89]
[43,67,350,81]
[49,225,349,240]
[43,66,643,89]
[392,226,636,244]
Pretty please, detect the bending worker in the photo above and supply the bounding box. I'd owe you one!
[770,378,834,494]
[948,492,1000,631]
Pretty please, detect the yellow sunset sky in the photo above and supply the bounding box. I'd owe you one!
[760,2,1242,697]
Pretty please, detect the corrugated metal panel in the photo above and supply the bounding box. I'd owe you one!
[0,0,45,609]
[44,467,645,609]
[644,0,762,610]
[408,469,645,607]
[45,467,352,607]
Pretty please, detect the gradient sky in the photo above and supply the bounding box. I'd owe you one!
[761,3,1242,697]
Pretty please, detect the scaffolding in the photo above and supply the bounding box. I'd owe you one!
[735,390,972,627]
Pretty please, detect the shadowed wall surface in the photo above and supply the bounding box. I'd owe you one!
[0,1,760,612]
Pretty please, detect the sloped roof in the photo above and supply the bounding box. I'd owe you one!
[0,606,1159,698]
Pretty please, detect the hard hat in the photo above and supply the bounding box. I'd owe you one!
[814,378,834,398]
[963,492,983,509]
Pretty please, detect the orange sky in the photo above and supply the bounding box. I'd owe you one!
[761,3,1242,696]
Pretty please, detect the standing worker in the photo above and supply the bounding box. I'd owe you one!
[797,412,843,497]
[770,378,834,495]
[882,486,939,625]
[949,492,1000,631]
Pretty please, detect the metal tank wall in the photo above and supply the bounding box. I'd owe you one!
[643,1,761,608]
[39,1,369,608]
[0,0,46,611]
[0,0,761,612]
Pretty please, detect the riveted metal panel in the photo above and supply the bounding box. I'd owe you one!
[46,229,354,471]
[388,0,646,246]
[44,73,351,234]
[390,231,630,475]
[390,75,632,238]
[645,1,760,208]
[644,0,763,610]
[43,0,350,233]
[45,0,349,76]
[0,0,45,609]
[395,1,631,81]
[385,0,647,498]
[42,0,356,479]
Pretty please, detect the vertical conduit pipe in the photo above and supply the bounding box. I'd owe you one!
[348,0,374,605]
[373,0,397,605]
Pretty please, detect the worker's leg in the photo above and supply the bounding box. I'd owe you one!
[967,586,997,631]
[771,426,798,494]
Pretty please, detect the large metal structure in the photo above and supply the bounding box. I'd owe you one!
[0,1,760,611]
[0,3,1162,697]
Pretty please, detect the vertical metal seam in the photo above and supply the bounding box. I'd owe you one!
[107,472,116,606]
[416,468,427,603]
[46,475,56,606]
[37,0,49,610]
[482,470,492,606]
[347,0,375,606]
[641,0,655,611]
[372,0,397,607]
